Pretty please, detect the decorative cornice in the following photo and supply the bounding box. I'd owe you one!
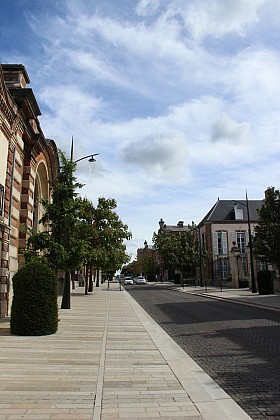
[0,94,16,126]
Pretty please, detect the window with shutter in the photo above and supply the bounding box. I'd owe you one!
[236,231,246,253]
[213,232,218,255]
[222,231,228,255]
[213,231,228,255]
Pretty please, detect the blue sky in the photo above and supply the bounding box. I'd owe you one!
[1,0,280,259]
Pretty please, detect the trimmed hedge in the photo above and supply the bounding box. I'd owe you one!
[257,269,274,295]
[10,260,58,336]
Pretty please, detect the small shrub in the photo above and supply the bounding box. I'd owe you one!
[257,270,274,295]
[10,260,58,336]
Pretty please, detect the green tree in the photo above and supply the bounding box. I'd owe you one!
[122,259,141,277]
[25,153,132,302]
[25,151,86,309]
[254,187,280,269]
[136,250,159,280]
[75,197,99,294]
[93,197,132,281]
[153,223,201,283]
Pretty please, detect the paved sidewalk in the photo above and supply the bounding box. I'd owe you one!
[0,283,252,420]
[169,284,280,312]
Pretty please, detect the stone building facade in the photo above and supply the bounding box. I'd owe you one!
[198,198,263,288]
[0,64,59,317]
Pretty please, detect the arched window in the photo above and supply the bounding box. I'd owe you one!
[33,162,49,232]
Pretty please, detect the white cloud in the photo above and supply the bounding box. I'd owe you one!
[40,85,103,122]
[120,131,189,182]
[68,50,128,87]
[136,0,162,16]
[229,47,280,113]
[177,0,265,40]
[210,114,251,144]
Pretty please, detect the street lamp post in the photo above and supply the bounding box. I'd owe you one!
[234,192,257,294]
[61,137,99,310]
[71,136,99,165]
[75,154,99,165]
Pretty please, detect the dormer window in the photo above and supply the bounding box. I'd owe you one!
[234,205,243,220]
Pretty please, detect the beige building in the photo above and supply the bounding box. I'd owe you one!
[198,198,263,288]
[0,64,59,317]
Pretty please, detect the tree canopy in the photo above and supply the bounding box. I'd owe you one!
[124,247,160,280]
[26,151,84,273]
[25,150,131,305]
[254,187,280,269]
[89,197,132,274]
[152,222,201,281]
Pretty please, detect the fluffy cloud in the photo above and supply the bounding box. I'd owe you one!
[229,47,280,113]
[136,0,163,16]
[120,132,189,182]
[40,85,103,121]
[210,114,251,144]
[134,0,266,40]
[171,0,265,40]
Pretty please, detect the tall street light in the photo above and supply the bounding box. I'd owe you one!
[61,137,99,310]
[71,136,99,165]
[234,192,257,294]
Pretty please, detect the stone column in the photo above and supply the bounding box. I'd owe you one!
[230,242,241,289]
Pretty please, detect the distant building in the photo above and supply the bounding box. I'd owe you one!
[0,64,59,317]
[198,198,263,287]
[158,218,188,233]
[136,240,159,280]
[157,219,194,281]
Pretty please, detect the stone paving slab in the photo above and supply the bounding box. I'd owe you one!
[0,282,252,419]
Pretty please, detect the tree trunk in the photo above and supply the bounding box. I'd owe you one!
[85,264,89,295]
[88,265,93,292]
[61,270,71,309]
[96,268,100,287]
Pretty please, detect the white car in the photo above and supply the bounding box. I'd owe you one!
[124,276,134,285]
[136,276,146,284]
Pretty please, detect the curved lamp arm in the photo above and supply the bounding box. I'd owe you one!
[75,153,99,163]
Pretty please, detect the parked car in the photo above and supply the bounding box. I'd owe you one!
[124,276,134,285]
[136,276,146,285]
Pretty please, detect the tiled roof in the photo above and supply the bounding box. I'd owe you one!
[164,225,189,232]
[199,199,264,225]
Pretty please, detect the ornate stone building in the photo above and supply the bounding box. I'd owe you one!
[0,64,59,317]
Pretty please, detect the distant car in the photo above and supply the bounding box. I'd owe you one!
[124,276,134,285]
[136,276,146,285]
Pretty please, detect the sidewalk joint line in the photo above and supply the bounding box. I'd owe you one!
[92,295,110,420]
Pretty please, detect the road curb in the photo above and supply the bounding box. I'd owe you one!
[173,287,280,313]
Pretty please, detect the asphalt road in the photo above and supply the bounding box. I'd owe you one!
[125,283,280,420]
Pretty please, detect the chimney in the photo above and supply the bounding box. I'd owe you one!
[177,221,184,227]
[159,218,165,229]
[264,188,273,200]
